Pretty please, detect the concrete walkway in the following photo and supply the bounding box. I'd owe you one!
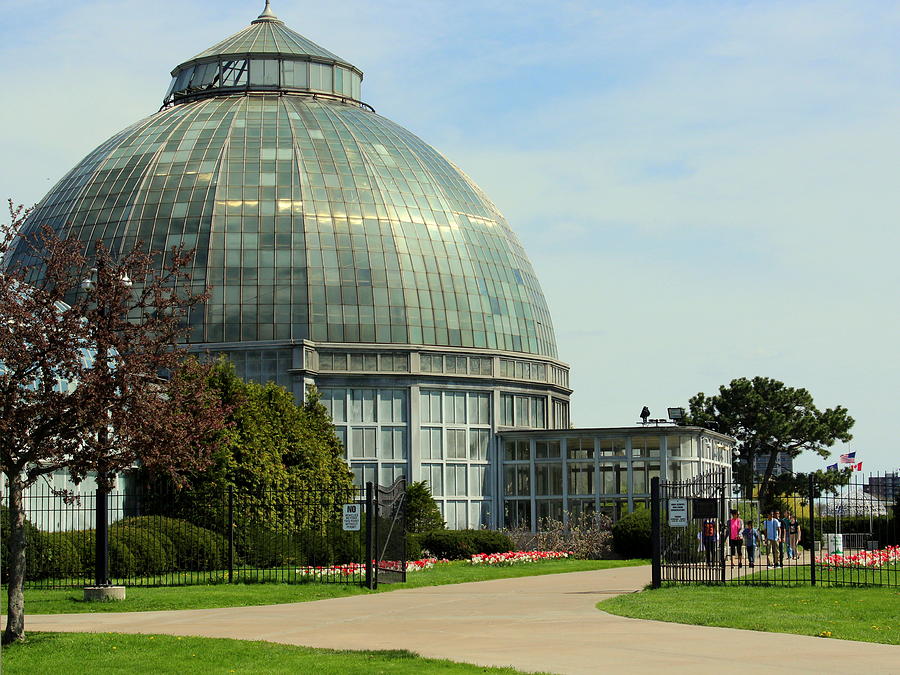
[20,566,900,674]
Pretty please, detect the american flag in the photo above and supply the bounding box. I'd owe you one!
[839,451,856,464]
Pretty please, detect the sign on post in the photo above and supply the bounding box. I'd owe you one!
[668,498,688,527]
[342,503,361,531]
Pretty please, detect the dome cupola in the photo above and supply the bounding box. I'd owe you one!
[163,1,365,107]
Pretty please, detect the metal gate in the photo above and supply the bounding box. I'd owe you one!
[364,477,407,588]
[651,471,899,588]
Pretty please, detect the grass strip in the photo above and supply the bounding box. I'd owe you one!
[599,584,900,645]
[6,558,648,615]
[1,632,535,674]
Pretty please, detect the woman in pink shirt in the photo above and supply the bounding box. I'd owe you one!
[727,509,745,568]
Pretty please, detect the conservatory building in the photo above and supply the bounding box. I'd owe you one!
[8,3,731,529]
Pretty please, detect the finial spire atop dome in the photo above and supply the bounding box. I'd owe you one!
[252,1,282,24]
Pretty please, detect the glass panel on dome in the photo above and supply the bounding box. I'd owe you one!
[309,63,332,92]
[281,60,308,88]
[190,62,219,89]
[222,59,248,86]
[351,73,361,100]
[249,59,279,86]
[173,66,194,93]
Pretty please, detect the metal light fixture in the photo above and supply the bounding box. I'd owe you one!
[667,407,685,423]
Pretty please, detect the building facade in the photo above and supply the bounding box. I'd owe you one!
[499,427,734,529]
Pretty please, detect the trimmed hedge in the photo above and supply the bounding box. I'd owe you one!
[415,530,514,560]
[33,532,81,580]
[119,516,227,571]
[0,505,44,581]
[71,530,138,578]
[236,529,304,568]
[612,507,651,558]
[111,528,174,576]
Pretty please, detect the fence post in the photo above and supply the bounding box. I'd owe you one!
[227,486,234,584]
[808,473,816,587]
[720,468,727,585]
[365,482,375,590]
[650,476,661,589]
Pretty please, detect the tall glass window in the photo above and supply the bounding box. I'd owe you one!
[281,60,308,88]
[249,59,280,86]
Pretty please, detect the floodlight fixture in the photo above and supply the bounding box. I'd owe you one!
[667,407,685,422]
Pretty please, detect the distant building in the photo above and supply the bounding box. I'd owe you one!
[863,473,900,502]
[753,452,793,477]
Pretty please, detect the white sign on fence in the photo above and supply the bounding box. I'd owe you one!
[342,503,361,531]
[668,498,689,527]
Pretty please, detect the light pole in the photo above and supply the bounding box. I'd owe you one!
[80,263,131,588]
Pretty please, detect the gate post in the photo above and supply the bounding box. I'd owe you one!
[365,482,375,590]
[808,473,816,587]
[650,476,661,589]
[720,468,726,584]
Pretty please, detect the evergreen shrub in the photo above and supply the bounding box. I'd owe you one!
[120,516,226,571]
[612,507,652,558]
[416,530,513,559]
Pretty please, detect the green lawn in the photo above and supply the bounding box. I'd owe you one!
[737,564,899,587]
[599,584,900,645]
[6,558,648,615]
[2,632,535,674]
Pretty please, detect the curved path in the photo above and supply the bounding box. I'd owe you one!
[20,566,900,674]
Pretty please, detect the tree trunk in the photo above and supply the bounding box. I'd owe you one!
[3,477,28,644]
[758,448,779,511]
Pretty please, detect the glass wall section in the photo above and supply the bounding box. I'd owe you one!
[419,353,494,376]
[499,394,547,428]
[318,351,409,372]
[498,429,733,531]
[552,399,569,428]
[418,389,492,529]
[631,436,659,458]
[166,57,363,105]
[217,349,292,388]
[320,387,408,484]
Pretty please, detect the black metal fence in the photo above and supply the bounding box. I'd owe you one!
[651,472,900,588]
[2,480,407,589]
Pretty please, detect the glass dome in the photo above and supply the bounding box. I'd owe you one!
[10,4,558,358]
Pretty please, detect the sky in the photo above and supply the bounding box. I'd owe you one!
[1,0,898,473]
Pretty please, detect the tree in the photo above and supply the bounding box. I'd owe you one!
[148,361,354,532]
[687,376,854,506]
[405,481,446,533]
[0,204,227,644]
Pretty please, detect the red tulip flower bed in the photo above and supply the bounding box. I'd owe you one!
[816,545,900,569]
[293,551,577,578]
[469,551,574,566]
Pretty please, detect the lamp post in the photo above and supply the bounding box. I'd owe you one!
[80,263,131,589]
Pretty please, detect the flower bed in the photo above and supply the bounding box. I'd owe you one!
[469,550,574,566]
[295,557,448,579]
[816,545,900,569]
[292,551,577,578]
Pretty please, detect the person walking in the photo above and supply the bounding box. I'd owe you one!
[742,520,761,568]
[701,517,718,566]
[781,511,794,561]
[789,515,801,560]
[727,509,744,568]
[764,510,783,567]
